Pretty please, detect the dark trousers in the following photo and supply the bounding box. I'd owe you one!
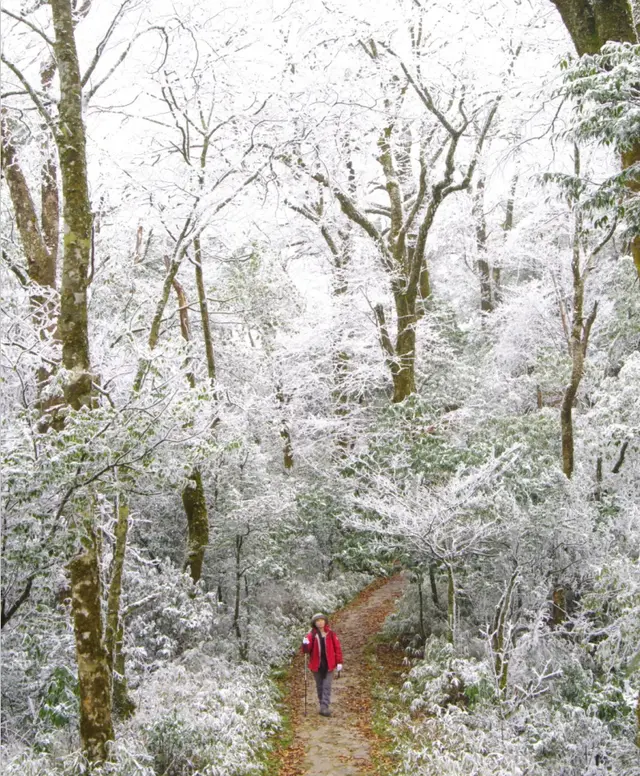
[314,670,333,710]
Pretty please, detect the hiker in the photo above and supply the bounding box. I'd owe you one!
[302,612,343,717]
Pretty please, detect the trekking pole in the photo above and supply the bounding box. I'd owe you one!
[304,653,308,717]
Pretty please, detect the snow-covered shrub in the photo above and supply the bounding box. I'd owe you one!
[131,652,280,776]
[1,739,154,776]
[399,637,494,715]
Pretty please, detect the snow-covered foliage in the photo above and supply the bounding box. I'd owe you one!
[1,0,639,773]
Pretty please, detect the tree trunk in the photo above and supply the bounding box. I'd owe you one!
[68,525,114,763]
[133,252,185,392]
[551,0,636,56]
[561,375,580,478]
[551,585,567,626]
[276,384,294,469]
[233,533,247,659]
[429,563,439,607]
[144,256,211,583]
[392,291,417,403]
[311,34,502,406]
[561,151,598,478]
[105,496,134,718]
[168,269,195,388]
[194,236,217,385]
[560,281,597,480]
[41,151,60,272]
[51,0,94,411]
[136,250,212,584]
[417,574,426,642]
[473,177,494,313]
[1,127,56,298]
[491,570,518,697]
[112,623,135,719]
[446,564,456,646]
[50,0,115,761]
[1,123,61,422]
[621,144,640,278]
[182,469,209,584]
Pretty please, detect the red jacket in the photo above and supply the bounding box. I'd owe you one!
[301,626,343,672]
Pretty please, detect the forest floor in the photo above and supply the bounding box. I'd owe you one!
[268,573,408,776]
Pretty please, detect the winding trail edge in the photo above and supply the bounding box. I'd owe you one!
[273,573,407,776]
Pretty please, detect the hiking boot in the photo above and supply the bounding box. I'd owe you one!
[319,708,332,717]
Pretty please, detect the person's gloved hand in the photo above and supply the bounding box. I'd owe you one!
[337,663,343,672]
[303,637,310,645]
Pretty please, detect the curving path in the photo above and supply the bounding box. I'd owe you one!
[279,574,407,776]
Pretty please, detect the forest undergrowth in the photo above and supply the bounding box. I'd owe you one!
[2,0,640,774]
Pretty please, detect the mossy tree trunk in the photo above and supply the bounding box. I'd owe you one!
[182,470,209,584]
[165,270,210,584]
[194,236,217,385]
[68,517,114,762]
[49,0,115,761]
[51,0,94,411]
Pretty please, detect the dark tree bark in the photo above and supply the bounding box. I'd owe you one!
[233,532,249,660]
[560,241,597,479]
[133,250,186,391]
[182,470,209,584]
[194,236,216,385]
[2,57,62,424]
[1,576,34,628]
[550,0,636,55]
[429,563,439,607]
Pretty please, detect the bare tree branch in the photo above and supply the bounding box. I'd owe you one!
[86,27,169,103]
[81,0,132,87]
[0,57,56,135]
[1,9,54,47]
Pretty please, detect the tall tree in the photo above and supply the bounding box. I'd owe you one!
[550,0,640,277]
[49,0,115,761]
[304,35,506,402]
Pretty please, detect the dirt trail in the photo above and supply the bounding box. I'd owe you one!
[279,574,407,776]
